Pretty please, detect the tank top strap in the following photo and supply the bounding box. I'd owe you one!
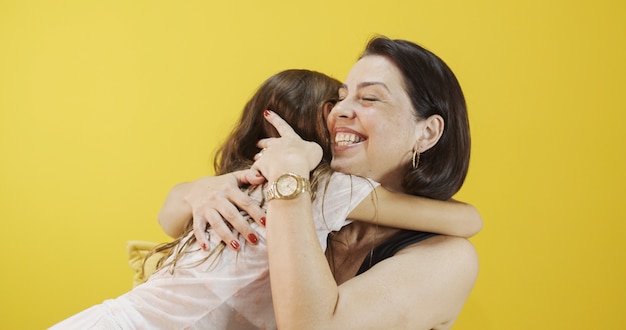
[356,230,438,276]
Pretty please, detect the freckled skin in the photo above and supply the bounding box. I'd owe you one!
[328,55,422,192]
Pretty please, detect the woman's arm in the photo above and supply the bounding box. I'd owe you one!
[258,111,479,329]
[160,176,482,242]
[158,181,194,238]
[349,187,483,238]
[268,211,478,328]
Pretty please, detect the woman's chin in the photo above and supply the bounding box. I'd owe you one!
[330,158,350,173]
[330,158,363,177]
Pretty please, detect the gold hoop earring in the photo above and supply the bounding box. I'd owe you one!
[412,150,420,169]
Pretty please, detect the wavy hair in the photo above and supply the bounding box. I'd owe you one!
[144,70,342,276]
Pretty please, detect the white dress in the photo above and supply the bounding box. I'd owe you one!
[49,173,378,330]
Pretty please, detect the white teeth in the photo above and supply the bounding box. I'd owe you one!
[335,133,364,146]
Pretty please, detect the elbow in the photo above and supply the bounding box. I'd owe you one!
[157,182,192,238]
[465,205,483,238]
[450,203,483,238]
[157,212,180,238]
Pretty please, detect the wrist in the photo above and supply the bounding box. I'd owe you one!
[266,172,311,202]
[265,153,313,181]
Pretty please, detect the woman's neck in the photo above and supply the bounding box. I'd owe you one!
[326,222,401,285]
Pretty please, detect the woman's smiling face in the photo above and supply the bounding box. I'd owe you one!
[327,55,423,191]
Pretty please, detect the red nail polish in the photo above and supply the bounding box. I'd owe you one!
[255,173,263,177]
[247,233,258,244]
[201,243,207,250]
[264,110,270,117]
[230,240,240,250]
[260,217,266,226]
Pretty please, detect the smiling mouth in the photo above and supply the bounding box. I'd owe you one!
[335,132,365,146]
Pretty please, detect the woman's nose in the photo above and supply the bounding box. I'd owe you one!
[329,101,356,120]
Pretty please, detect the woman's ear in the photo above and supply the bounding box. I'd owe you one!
[417,114,444,152]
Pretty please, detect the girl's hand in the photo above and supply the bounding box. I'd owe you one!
[186,169,266,250]
[252,110,323,181]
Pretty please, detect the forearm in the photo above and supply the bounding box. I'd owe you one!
[158,182,193,238]
[349,186,483,238]
[257,110,338,327]
[266,194,339,329]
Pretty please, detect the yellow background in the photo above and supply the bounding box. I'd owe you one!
[1,0,624,328]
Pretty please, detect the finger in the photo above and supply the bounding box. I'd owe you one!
[223,184,266,231]
[253,149,264,161]
[232,168,265,185]
[206,184,263,244]
[255,138,274,150]
[244,168,266,185]
[216,203,259,246]
[191,213,211,251]
[264,109,298,137]
[196,207,241,250]
[231,169,262,185]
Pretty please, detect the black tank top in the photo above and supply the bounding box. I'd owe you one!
[356,230,438,275]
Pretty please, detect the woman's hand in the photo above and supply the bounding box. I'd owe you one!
[252,110,323,181]
[160,110,321,250]
[185,169,268,250]
[159,169,267,250]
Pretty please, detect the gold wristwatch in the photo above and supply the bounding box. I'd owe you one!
[266,173,311,201]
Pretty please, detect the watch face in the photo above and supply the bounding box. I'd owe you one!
[277,174,298,197]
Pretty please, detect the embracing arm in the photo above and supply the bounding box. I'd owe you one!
[265,172,480,328]
[264,173,480,328]
[267,212,478,329]
[158,182,194,238]
[259,111,479,329]
[349,187,483,238]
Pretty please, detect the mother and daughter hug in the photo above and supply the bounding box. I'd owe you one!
[51,36,482,329]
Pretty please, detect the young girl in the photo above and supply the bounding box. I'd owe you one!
[50,69,481,329]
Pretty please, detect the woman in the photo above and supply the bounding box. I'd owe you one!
[171,36,478,329]
[50,68,479,329]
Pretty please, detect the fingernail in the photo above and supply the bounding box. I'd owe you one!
[260,217,266,226]
[201,243,207,250]
[264,110,271,117]
[230,240,240,250]
[255,173,263,177]
[247,233,258,244]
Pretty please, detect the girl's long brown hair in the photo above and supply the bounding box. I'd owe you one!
[143,69,342,276]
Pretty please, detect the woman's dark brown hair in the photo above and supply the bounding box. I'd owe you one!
[362,37,471,200]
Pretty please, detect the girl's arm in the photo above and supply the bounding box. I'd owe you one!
[348,186,482,238]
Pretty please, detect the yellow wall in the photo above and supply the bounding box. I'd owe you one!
[1,1,624,328]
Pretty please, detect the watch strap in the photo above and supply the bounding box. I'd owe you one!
[266,173,311,201]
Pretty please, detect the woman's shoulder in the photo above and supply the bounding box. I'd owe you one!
[397,235,478,273]
[376,236,478,327]
[335,235,478,328]
[395,235,479,306]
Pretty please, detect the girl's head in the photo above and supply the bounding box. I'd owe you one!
[327,37,470,200]
[216,69,342,174]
